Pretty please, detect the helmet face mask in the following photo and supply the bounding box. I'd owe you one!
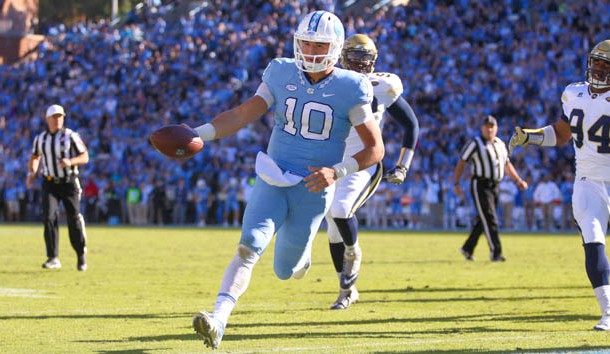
[294,40,332,72]
[343,50,377,73]
[586,40,610,91]
[340,34,378,74]
[293,11,345,73]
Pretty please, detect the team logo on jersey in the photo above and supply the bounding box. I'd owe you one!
[606,97,610,102]
[371,80,379,86]
[307,88,314,94]
[286,84,297,91]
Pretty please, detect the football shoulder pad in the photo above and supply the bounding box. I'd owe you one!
[368,72,403,107]
[562,81,588,103]
[262,58,294,86]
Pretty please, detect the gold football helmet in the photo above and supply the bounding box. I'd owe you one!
[586,39,610,90]
[340,34,378,74]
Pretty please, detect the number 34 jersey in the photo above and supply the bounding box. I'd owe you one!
[562,82,610,180]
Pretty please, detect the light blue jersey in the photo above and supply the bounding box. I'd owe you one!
[262,58,372,177]
[239,58,373,280]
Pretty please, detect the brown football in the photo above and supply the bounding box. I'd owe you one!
[149,124,204,159]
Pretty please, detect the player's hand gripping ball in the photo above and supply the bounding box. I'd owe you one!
[149,124,204,159]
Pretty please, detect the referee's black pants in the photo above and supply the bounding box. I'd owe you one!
[462,178,502,258]
[42,178,87,258]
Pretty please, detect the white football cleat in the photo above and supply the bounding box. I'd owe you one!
[330,288,359,310]
[594,286,610,330]
[594,309,610,331]
[42,257,61,269]
[193,311,225,349]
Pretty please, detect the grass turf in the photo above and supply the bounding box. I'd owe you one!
[0,224,608,353]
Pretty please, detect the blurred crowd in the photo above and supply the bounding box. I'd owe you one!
[1,0,608,231]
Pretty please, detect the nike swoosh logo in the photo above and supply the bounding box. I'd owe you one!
[340,273,359,289]
[322,93,335,97]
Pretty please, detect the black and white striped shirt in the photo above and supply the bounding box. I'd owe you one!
[31,128,87,178]
[459,136,509,183]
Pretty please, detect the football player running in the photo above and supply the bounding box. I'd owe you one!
[509,39,610,331]
[326,34,420,310]
[189,11,384,349]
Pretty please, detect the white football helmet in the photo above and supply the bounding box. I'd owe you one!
[586,39,610,90]
[293,11,345,73]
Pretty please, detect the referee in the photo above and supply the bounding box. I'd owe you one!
[25,104,89,271]
[453,115,528,262]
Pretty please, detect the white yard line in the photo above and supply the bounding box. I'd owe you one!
[0,288,58,299]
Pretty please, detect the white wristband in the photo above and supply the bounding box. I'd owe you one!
[332,157,359,179]
[194,123,216,141]
[527,125,557,146]
[541,125,557,146]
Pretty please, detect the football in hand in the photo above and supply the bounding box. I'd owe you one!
[149,124,204,159]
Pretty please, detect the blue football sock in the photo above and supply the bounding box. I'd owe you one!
[584,243,610,288]
[329,242,345,273]
[333,216,359,246]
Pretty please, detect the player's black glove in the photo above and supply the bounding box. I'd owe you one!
[384,166,407,185]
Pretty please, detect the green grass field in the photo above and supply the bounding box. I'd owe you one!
[1,224,609,353]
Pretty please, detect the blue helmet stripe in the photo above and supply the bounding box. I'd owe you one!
[307,11,324,32]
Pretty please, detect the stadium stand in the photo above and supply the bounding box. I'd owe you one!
[1,0,608,229]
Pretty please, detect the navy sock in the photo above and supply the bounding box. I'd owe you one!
[329,242,345,273]
[584,243,610,288]
[333,216,359,246]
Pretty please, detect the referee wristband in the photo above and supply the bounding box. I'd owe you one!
[194,123,216,141]
[333,157,359,179]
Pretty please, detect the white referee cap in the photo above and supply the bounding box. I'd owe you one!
[45,104,65,118]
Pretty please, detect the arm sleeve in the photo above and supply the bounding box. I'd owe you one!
[348,103,374,126]
[259,59,278,108]
[348,74,374,126]
[387,96,419,150]
[255,82,274,107]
